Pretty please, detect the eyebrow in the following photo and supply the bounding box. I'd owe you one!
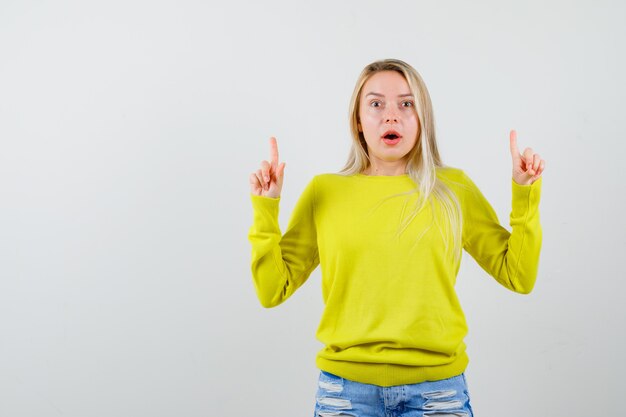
[365,92,414,98]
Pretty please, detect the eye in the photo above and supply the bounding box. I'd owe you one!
[402,101,414,108]
[370,100,382,108]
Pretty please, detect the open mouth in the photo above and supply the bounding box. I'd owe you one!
[382,130,402,140]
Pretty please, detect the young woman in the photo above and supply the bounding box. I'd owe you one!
[248,59,545,417]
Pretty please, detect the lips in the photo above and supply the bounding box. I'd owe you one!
[382,129,402,139]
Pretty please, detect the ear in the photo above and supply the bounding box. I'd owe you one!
[357,122,362,132]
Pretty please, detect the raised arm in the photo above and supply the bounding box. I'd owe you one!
[247,137,319,308]
[462,130,545,293]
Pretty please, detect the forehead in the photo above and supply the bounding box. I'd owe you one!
[361,71,410,97]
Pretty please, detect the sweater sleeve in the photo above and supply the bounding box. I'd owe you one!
[248,177,320,308]
[461,173,543,294]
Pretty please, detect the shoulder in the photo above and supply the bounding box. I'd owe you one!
[436,165,470,185]
[311,172,354,186]
[302,173,358,204]
[435,166,481,198]
[296,173,351,197]
[313,172,353,180]
[436,165,464,179]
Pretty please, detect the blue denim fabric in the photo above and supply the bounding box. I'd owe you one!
[313,370,474,417]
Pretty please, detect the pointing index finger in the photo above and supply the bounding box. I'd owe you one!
[509,129,520,160]
[269,136,279,165]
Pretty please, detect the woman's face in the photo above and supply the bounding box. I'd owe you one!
[358,71,419,166]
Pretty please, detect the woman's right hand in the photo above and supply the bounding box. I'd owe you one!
[249,136,286,198]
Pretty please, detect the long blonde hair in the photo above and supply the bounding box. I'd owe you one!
[338,59,463,263]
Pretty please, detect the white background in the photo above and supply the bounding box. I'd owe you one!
[1,0,624,416]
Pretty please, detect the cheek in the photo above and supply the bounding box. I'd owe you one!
[407,114,419,133]
[361,109,380,125]
[360,114,378,131]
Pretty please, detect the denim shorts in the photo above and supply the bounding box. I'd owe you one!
[313,370,474,417]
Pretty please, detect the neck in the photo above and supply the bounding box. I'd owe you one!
[364,160,407,176]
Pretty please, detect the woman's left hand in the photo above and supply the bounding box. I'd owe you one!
[509,130,545,185]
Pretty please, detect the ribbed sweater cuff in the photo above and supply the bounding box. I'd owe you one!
[250,193,280,216]
[511,176,542,215]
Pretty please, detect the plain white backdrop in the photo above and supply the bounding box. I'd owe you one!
[1,0,624,416]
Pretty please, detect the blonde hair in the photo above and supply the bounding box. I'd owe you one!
[338,58,463,263]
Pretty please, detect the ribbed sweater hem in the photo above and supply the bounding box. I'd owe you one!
[315,352,469,387]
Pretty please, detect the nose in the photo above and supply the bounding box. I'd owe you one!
[384,109,399,123]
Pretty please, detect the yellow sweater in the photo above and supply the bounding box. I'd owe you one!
[248,167,542,387]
